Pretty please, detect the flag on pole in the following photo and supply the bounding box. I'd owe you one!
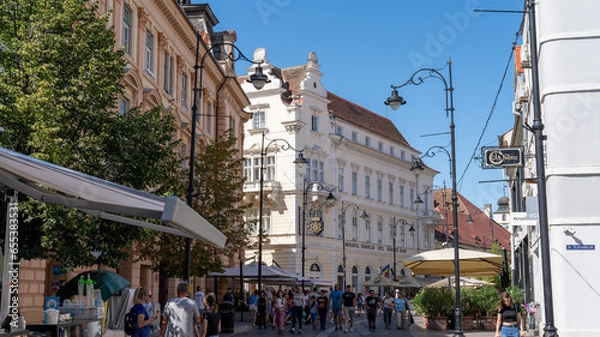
[382,264,390,278]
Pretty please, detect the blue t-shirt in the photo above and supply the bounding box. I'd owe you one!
[330,290,343,308]
[131,303,150,337]
[394,298,408,311]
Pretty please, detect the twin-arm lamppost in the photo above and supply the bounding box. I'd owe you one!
[467,205,497,251]
[257,133,308,292]
[185,33,270,282]
[390,217,411,280]
[385,58,463,337]
[301,181,335,290]
[340,201,369,288]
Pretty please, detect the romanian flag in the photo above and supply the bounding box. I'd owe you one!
[382,264,391,278]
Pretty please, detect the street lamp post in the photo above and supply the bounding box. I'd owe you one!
[340,201,369,288]
[385,58,463,337]
[257,132,308,292]
[466,205,497,252]
[186,33,270,282]
[301,180,335,291]
[390,217,411,280]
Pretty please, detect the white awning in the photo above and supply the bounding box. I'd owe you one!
[0,147,226,248]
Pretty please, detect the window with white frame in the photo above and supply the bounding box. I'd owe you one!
[400,186,405,207]
[336,125,343,136]
[365,220,372,243]
[351,172,358,195]
[377,179,382,202]
[377,221,383,245]
[145,30,154,75]
[311,115,319,132]
[252,111,265,129]
[119,97,130,116]
[400,150,406,160]
[351,132,357,142]
[338,214,344,239]
[246,208,270,235]
[390,146,395,156]
[352,217,358,241]
[181,74,188,110]
[307,159,324,183]
[265,155,275,180]
[400,226,405,247]
[365,136,371,147]
[252,158,261,182]
[365,176,371,199]
[205,102,213,136]
[163,51,174,94]
[388,182,394,204]
[378,142,383,151]
[337,168,344,192]
[243,158,252,181]
[122,5,132,55]
[410,188,414,210]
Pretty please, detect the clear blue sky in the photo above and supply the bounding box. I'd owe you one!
[201,0,525,209]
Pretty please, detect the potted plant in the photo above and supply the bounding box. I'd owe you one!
[460,287,478,330]
[412,288,453,330]
[472,285,499,330]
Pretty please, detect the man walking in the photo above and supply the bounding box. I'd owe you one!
[394,291,410,330]
[341,285,356,333]
[328,284,343,331]
[162,282,201,337]
[289,286,305,335]
[193,286,205,314]
[316,290,329,331]
[364,289,380,332]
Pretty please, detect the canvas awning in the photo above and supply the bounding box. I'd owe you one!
[0,147,226,247]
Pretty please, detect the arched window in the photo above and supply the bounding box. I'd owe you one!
[310,263,320,272]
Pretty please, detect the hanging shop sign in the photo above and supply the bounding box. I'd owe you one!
[482,146,523,169]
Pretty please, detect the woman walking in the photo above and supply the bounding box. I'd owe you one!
[495,292,525,337]
[256,290,268,329]
[131,287,159,337]
[273,290,288,335]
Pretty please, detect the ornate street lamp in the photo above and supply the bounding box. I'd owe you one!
[185,32,270,282]
[301,181,335,290]
[340,201,368,288]
[257,132,308,292]
[390,217,411,280]
[385,58,464,336]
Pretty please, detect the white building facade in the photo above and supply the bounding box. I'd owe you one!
[240,49,440,292]
[504,1,600,336]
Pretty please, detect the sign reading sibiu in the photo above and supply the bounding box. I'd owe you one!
[482,146,523,169]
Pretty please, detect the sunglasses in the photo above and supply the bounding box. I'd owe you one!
[145,294,153,298]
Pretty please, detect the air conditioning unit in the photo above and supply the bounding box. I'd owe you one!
[512,101,523,116]
[516,82,529,102]
[520,44,532,68]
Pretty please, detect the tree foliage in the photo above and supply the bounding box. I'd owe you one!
[0,0,182,269]
[138,132,251,278]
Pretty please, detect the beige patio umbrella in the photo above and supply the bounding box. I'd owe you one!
[402,248,503,277]
[394,275,425,288]
[363,276,399,287]
[425,276,494,289]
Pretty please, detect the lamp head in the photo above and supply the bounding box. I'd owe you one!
[410,157,425,172]
[414,196,424,205]
[326,192,336,201]
[247,65,271,90]
[466,215,474,224]
[293,151,309,167]
[409,225,415,235]
[384,88,407,111]
[360,210,369,220]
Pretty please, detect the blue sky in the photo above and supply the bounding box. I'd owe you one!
[201,0,525,209]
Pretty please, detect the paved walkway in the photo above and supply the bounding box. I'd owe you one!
[227,313,498,337]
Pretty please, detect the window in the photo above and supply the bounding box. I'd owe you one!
[247,155,275,182]
[351,172,358,195]
[390,146,395,156]
[245,208,270,235]
[122,5,132,55]
[307,159,324,183]
[378,142,383,151]
[243,158,252,181]
[400,186,405,207]
[252,158,260,181]
[252,111,265,129]
[389,182,394,204]
[145,30,154,75]
[205,102,212,136]
[377,179,382,202]
[181,74,188,109]
[163,51,174,94]
[365,176,371,199]
[337,168,344,192]
[338,214,344,239]
[400,150,406,160]
[377,221,383,245]
[365,220,372,243]
[336,126,343,136]
[119,97,130,116]
[311,115,319,132]
[351,132,357,142]
[352,217,358,241]
[400,226,405,247]
[410,188,414,210]
[265,156,275,180]
[365,137,371,147]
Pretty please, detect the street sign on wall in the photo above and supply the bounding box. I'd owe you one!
[482,146,524,169]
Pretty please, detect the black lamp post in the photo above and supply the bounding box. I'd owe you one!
[185,33,270,283]
[390,217,411,280]
[385,58,463,336]
[257,132,308,292]
[466,205,496,251]
[301,180,335,290]
[340,201,369,288]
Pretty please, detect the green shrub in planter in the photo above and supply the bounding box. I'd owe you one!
[412,288,454,317]
[472,285,499,316]
[460,287,478,317]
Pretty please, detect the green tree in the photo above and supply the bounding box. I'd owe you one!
[139,132,251,278]
[0,0,182,269]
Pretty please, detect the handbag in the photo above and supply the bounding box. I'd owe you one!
[409,313,414,324]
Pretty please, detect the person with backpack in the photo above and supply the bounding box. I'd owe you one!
[131,287,159,337]
[200,293,221,337]
[162,282,201,337]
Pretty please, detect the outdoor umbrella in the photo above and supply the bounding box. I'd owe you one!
[425,276,494,289]
[57,270,131,301]
[402,248,503,277]
[363,276,399,287]
[394,275,425,288]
